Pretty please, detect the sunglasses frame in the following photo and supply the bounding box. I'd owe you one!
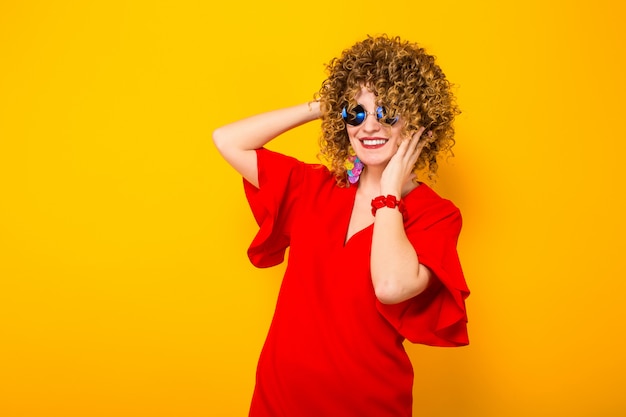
[341,104,399,126]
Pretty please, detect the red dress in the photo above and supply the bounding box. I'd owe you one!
[244,148,469,417]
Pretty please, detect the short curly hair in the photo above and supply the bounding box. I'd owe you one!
[315,34,460,186]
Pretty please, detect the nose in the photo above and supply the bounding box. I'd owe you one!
[361,111,382,131]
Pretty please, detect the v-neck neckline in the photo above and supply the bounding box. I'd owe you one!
[342,181,425,247]
[343,184,365,247]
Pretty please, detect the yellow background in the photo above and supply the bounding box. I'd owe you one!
[1,0,625,416]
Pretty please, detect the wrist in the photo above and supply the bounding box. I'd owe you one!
[380,187,402,197]
[306,100,321,119]
[371,195,407,220]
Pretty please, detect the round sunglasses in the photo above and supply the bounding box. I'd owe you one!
[341,104,399,126]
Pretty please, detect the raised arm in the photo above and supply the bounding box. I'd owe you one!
[371,129,432,305]
[212,101,321,188]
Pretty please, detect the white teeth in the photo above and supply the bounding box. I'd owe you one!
[362,139,387,146]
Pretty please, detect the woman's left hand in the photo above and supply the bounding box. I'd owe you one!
[380,127,428,196]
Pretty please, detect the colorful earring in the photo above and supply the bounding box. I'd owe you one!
[344,148,364,184]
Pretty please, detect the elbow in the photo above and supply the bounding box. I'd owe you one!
[373,271,430,305]
[212,127,226,152]
[374,281,407,305]
[372,267,409,304]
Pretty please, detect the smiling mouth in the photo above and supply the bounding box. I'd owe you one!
[360,139,388,149]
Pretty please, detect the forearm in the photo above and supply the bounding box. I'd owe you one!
[212,101,321,187]
[370,208,431,304]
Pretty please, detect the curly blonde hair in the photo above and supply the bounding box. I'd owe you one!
[315,34,460,186]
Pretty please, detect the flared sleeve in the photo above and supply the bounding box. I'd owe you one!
[243,148,304,268]
[376,198,470,347]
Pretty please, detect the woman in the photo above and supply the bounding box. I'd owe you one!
[213,35,470,417]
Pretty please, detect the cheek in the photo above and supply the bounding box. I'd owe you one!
[392,129,408,145]
[346,128,359,145]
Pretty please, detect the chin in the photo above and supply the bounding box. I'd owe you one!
[360,156,392,168]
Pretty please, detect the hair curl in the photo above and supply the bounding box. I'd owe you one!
[315,34,460,186]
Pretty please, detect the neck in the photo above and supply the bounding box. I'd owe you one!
[357,165,420,198]
[357,166,384,196]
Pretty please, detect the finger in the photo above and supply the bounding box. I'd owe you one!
[407,144,422,167]
[396,127,425,168]
[412,127,426,141]
[394,135,411,159]
[408,127,425,149]
[404,127,425,159]
[415,138,427,154]
[405,140,427,171]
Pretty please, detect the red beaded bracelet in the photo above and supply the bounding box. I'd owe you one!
[371,195,407,219]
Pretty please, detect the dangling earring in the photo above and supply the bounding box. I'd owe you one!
[345,147,364,184]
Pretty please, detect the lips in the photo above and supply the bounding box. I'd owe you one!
[360,138,388,149]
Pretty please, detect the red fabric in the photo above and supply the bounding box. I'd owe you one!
[244,148,470,417]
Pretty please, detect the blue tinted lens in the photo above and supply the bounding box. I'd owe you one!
[377,106,399,125]
[353,105,366,124]
[342,105,366,126]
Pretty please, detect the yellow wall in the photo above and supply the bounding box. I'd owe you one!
[1,1,625,416]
